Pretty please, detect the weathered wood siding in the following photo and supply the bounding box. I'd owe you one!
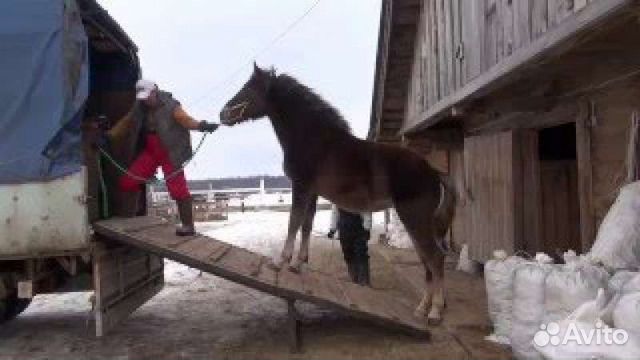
[405,0,598,121]
[589,85,638,233]
[463,131,523,261]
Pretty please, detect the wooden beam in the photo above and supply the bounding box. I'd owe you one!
[576,101,596,252]
[287,300,302,353]
[401,0,635,134]
[467,102,579,135]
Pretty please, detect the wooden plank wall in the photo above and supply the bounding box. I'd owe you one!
[463,131,522,261]
[405,0,598,120]
[589,84,639,235]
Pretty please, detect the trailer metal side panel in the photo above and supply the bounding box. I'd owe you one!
[0,168,89,258]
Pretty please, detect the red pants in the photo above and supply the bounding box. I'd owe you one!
[118,134,191,200]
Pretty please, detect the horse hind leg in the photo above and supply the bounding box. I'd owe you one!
[425,253,445,325]
[395,198,446,325]
[413,268,433,318]
[289,195,318,272]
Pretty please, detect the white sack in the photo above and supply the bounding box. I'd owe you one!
[544,256,610,323]
[621,274,640,294]
[609,271,638,294]
[485,250,526,344]
[511,253,555,360]
[589,181,640,270]
[535,289,640,360]
[534,320,640,360]
[457,244,477,273]
[613,292,640,339]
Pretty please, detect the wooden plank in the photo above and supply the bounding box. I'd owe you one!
[278,269,305,295]
[402,0,634,134]
[451,0,463,90]
[520,130,542,254]
[485,0,498,69]
[95,275,163,337]
[502,0,515,57]
[576,105,596,252]
[300,270,347,305]
[514,0,532,50]
[575,0,589,12]
[465,131,519,261]
[255,261,278,285]
[532,0,549,38]
[93,216,431,337]
[215,247,263,278]
[436,0,447,98]
[426,0,437,107]
[444,0,455,95]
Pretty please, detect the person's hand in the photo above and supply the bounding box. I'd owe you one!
[199,121,220,133]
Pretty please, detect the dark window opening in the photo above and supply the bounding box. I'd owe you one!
[538,123,577,161]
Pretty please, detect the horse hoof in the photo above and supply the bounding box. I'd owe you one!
[288,260,308,273]
[267,259,283,272]
[427,316,443,326]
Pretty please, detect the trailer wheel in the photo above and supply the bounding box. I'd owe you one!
[0,275,31,324]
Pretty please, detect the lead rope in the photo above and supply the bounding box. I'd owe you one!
[96,153,110,218]
[96,132,209,185]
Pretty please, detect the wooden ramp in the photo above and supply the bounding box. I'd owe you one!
[93,216,429,349]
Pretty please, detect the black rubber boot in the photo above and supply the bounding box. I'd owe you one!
[346,260,358,283]
[357,257,371,286]
[176,198,195,236]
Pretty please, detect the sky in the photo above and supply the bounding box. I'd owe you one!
[98,0,382,179]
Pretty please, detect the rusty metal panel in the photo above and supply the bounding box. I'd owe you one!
[0,168,89,257]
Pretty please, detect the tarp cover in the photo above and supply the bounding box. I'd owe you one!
[0,0,88,184]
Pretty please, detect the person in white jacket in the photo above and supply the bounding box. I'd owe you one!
[327,204,372,285]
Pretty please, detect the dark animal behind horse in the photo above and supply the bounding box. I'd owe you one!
[220,63,456,325]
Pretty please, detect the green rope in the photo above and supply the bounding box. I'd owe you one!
[97,132,209,185]
[97,153,110,219]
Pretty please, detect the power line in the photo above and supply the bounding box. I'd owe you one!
[188,0,322,110]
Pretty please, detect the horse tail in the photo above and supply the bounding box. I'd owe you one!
[433,173,457,253]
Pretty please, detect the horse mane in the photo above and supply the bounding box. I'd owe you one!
[270,74,352,134]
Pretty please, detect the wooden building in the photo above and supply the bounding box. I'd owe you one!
[369,0,640,261]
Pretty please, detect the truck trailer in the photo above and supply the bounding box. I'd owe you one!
[0,0,164,335]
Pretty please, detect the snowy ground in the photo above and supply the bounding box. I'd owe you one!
[0,210,440,360]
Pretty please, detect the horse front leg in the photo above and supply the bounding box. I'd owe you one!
[271,186,312,271]
[289,194,318,272]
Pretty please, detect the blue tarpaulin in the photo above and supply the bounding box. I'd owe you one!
[0,0,88,184]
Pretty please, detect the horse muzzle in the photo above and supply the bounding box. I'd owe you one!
[220,102,249,125]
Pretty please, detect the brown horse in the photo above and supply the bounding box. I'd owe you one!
[220,64,456,324]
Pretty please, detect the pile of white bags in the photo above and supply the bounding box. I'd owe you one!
[534,288,640,360]
[484,250,526,344]
[612,292,640,340]
[544,251,610,323]
[484,251,613,360]
[588,181,640,270]
[511,253,556,360]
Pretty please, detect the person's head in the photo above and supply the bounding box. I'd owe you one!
[135,79,159,107]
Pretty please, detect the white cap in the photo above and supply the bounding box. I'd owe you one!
[135,79,157,100]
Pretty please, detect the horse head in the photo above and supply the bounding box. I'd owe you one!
[220,62,275,125]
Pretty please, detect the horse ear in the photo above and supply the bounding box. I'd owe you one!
[253,61,261,74]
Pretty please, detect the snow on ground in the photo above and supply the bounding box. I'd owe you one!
[164,209,385,284]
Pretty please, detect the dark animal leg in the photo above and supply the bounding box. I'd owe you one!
[290,194,318,272]
[414,263,433,317]
[395,195,447,326]
[272,184,312,271]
